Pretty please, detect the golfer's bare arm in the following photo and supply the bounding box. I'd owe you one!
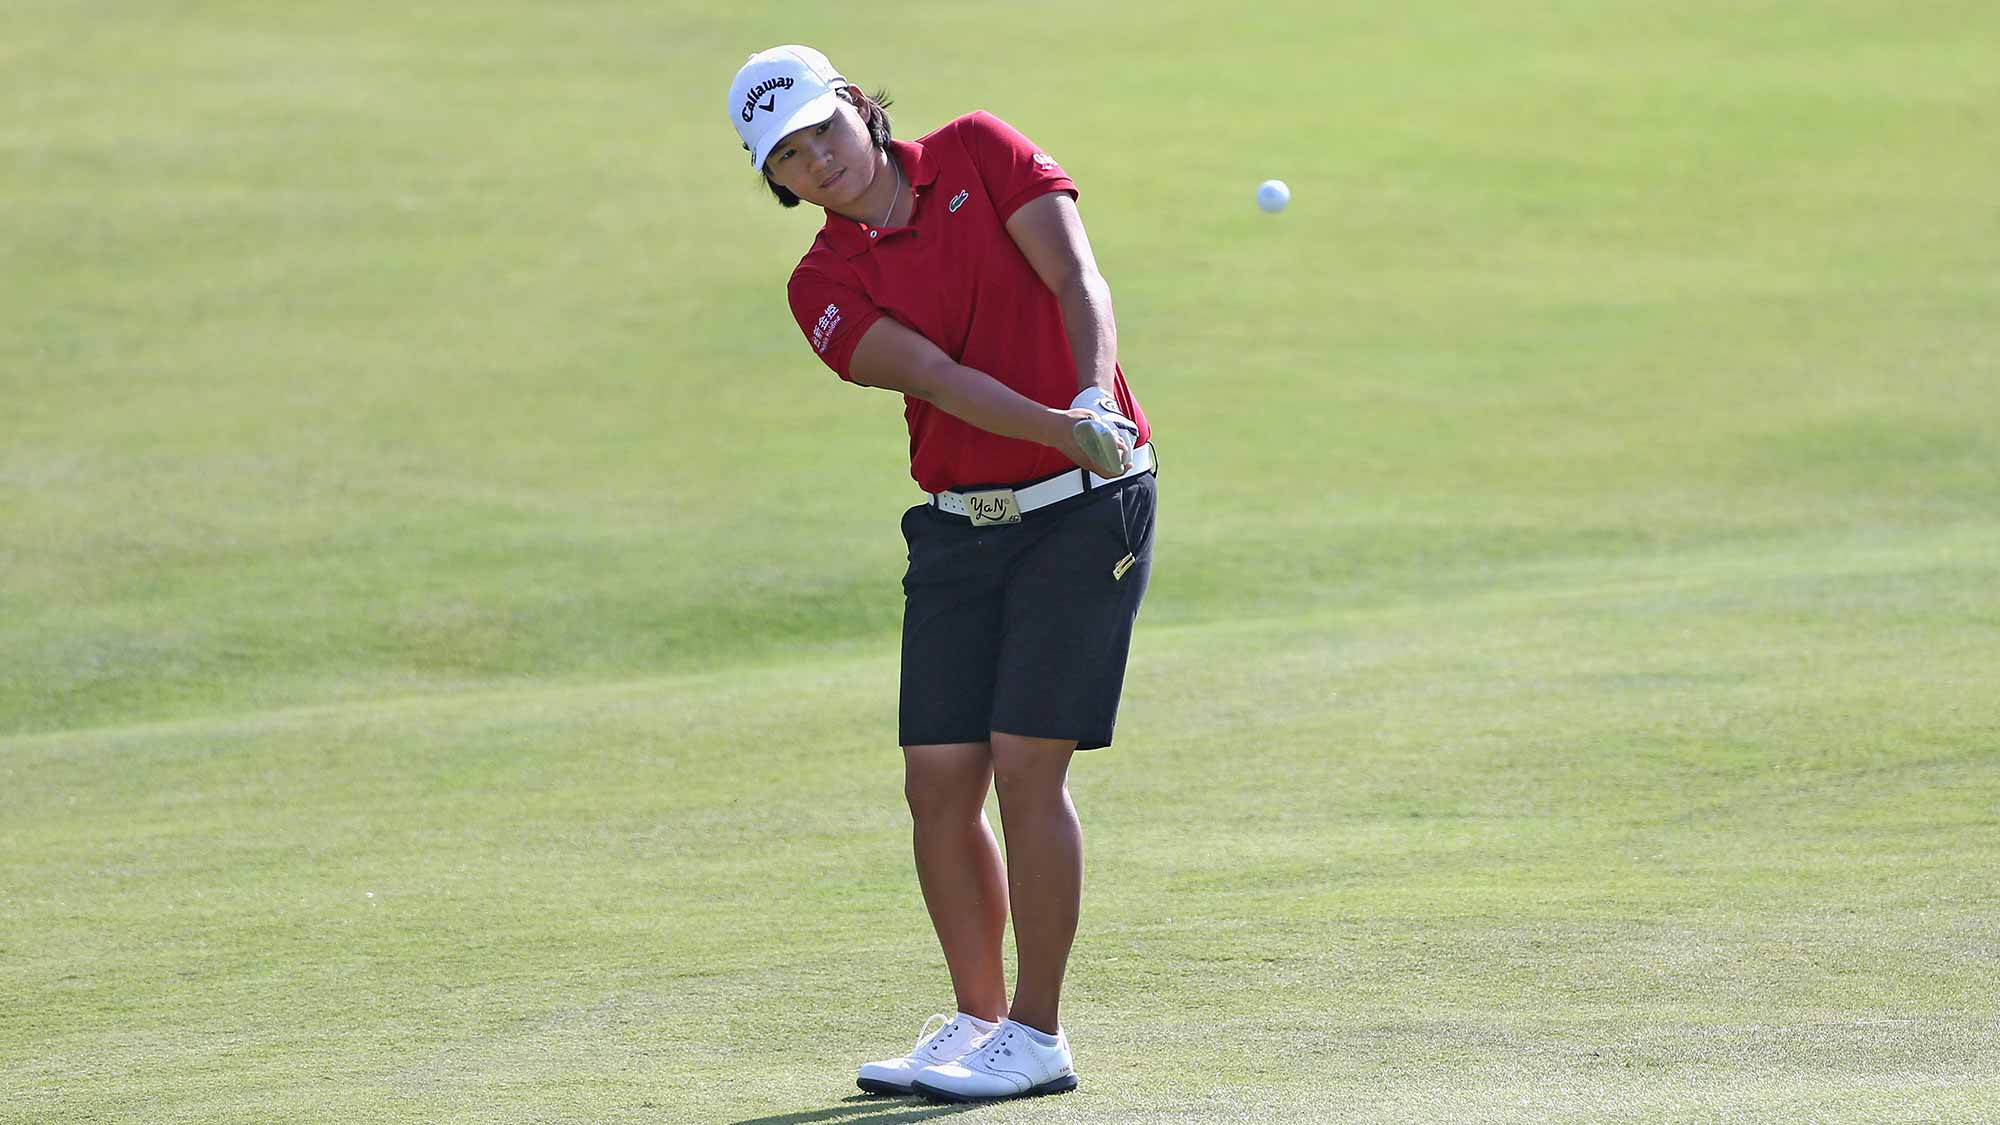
[848,319,1081,450]
[1005,193,1117,398]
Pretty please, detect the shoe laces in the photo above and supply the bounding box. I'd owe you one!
[963,1022,1022,1066]
[912,1013,954,1054]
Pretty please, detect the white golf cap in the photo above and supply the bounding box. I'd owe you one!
[728,44,849,171]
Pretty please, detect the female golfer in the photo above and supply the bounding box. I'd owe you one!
[727,45,1156,1103]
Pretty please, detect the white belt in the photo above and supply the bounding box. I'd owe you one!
[929,444,1155,525]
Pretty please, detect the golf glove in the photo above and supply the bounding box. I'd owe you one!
[1068,387,1139,475]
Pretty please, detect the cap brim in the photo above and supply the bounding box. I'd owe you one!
[749,88,844,169]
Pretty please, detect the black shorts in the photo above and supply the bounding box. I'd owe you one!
[898,471,1156,752]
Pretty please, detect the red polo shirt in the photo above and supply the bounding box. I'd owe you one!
[787,111,1151,494]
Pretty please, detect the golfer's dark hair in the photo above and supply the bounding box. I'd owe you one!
[763,87,894,208]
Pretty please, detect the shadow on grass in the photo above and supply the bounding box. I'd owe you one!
[728,1093,982,1125]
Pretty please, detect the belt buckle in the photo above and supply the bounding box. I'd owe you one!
[962,488,1022,526]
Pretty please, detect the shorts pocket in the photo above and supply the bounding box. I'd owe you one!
[1112,477,1156,558]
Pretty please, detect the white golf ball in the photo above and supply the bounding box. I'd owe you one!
[1256,179,1290,213]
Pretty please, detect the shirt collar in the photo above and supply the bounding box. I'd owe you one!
[820,139,938,259]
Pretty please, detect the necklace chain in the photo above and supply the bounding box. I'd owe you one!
[877,159,902,229]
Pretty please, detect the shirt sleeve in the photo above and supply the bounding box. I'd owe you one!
[959,110,1078,223]
[788,263,887,383]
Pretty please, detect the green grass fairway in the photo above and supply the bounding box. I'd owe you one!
[6,2,1999,1121]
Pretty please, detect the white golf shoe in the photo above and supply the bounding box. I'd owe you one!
[855,1012,999,1096]
[909,1018,1077,1102]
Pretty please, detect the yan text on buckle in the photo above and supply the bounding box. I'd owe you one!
[963,488,1023,526]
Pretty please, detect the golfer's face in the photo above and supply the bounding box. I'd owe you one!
[764,103,877,210]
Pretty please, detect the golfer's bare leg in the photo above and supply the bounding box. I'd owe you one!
[904,743,1009,1023]
[989,732,1082,1036]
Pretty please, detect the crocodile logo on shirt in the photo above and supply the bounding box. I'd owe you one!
[948,189,970,213]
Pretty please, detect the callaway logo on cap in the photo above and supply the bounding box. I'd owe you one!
[728,45,849,170]
[740,77,793,122]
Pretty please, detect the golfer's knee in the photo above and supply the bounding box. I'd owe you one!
[992,769,1068,811]
[990,735,1076,807]
[904,764,989,823]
